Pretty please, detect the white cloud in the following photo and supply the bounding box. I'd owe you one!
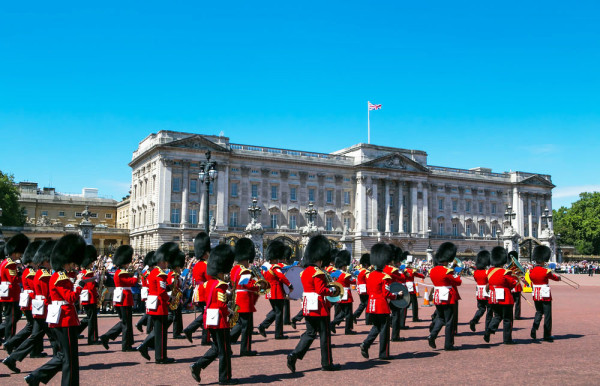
[553,185,600,198]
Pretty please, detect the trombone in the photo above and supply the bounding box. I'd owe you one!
[548,263,580,289]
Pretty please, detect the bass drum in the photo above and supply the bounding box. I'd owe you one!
[283,266,304,300]
[389,282,411,309]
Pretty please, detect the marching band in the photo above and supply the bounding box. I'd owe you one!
[0,231,569,385]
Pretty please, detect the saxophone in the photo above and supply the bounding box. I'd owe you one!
[169,272,183,311]
[225,273,240,327]
[250,265,270,295]
[96,257,108,309]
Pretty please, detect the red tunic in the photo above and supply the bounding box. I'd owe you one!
[356,267,369,295]
[301,265,332,317]
[33,269,52,319]
[21,267,36,310]
[230,264,258,313]
[192,261,208,303]
[0,258,21,302]
[529,266,560,301]
[203,279,230,329]
[336,272,355,304]
[49,271,82,328]
[429,266,462,305]
[113,269,138,307]
[147,267,170,316]
[80,269,98,306]
[473,269,488,300]
[383,265,406,283]
[404,267,425,294]
[263,262,291,300]
[486,268,517,305]
[366,270,396,314]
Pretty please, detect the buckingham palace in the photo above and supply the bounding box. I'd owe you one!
[127,130,556,260]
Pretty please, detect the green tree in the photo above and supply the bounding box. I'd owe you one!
[553,192,600,254]
[0,171,25,226]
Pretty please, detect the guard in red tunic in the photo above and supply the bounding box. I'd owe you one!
[230,238,265,356]
[469,250,492,332]
[383,245,406,342]
[135,251,156,334]
[403,252,425,322]
[330,250,355,335]
[0,233,29,343]
[190,244,236,384]
[258,240,293,340]
[136,242,182,363]
[529,245,560,342]
[183,232,211,345]
[77,245,99,345]
[25,234,87,386]
[2,241,60,374]
[287,235,341,373]
[508,251,523,320]
[100,245,138,352]
[484,246,518,344]
[427,242,462,351]
[360,243,403,359]
[352,253,371,325]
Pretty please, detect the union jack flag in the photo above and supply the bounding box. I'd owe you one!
[368,101,382,111]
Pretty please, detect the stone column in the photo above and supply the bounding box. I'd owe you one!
[398,181,404,233]
[546,195,553,231]
[422,182,428,236]
[384,179,391,234]
[216,164,229,229]
[181,161,189,225]
[199,182,207,229]
[159,159,173,224]
[370,177,378,232]
[411,182,418,234]
[528,194,533,238]
[354,174,367,234]
[512,187,521,236]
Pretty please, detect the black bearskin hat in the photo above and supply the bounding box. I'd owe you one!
[113,245,134,267]
[302,235,332,266]
[51,234,86,271]
[207,244,235,277]
[390,244,404,264]
[283,245,293,263]
[435,242,457,264]
[143,251,156,267]
[194,232,211,259]
[33,240,56,266]
[81,245,98,269]
[490,246,508,267]
[169,250,186,269]
[359,253,370,267]
[155,242,180,264]
[334,250,351,269]
[21,240,44,265]
[475,250,491,270]
[508,251,518,261]
[234,238,255,262]
[370,243,393,270]
[532,245,551,263]
[4,233,29,257]
[266,240,285,262]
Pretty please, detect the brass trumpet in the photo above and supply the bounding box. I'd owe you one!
[250,265,270,295]
[323,269,344,299]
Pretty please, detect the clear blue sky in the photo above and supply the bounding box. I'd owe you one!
[1,1,598,209]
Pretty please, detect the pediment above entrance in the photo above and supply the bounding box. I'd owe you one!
[358,152,429,173]
[165,135,230,153]
[518,175,555,188]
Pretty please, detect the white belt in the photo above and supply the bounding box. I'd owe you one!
[35,295,45,300]
[116,287,132,291]
[434,286,452,290]
[532,284,549,289]
[343,287,350,291]
[1,281,10,285]
[302,291,317,296]
[477,285,486,290]
[52,301,68,306]
[23,290,34,294]
[236,289,249,293]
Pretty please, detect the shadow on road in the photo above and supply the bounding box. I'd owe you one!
[553,334,584,341]
[456,343,501,350]
[80,361,138,371]
[234,371,305,384]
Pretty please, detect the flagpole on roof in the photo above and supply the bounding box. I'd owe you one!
[367,101,371,144]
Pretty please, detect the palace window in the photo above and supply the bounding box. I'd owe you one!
[491,203,497,214]
[452,223,458,236]
[452,200,458,212]
[343,217,351,231]
[390,194,394,207]
[438,198,444,211]
[105,213,112,219]
[438,222,444,236]
[326,190,333,204]
[41,210,48,217]
[344,191,350,205]
[171,208,181,224]
[231,183,238,197]
[466,224,471,237]
[172,177,181,193]
[309,188,315,202]
[229,211,238,227]
[251,184,258,198]
[189,209,198,225]
[271,185,278,200]
[190,179,198,194]
[290,187,297,201]
[466,201,471,213]
[326,216,333,231]
[270,214,278,229]
[492,224,497,237]
[479,202,484,213]
[290,215,297,230]
[59,211,65,217]
[479,224,485,237]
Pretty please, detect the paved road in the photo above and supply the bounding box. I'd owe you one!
[1,274,598,385]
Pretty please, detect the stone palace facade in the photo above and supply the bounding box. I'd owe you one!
[128,131,555,259]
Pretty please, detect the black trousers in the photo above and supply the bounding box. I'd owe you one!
[10,317,58,362]
[102,306,133,350]
[283,299,291,324]
[79,305,98,344]
[291,309,304,323]
[390,304,403,339]
[353,294,371,325]
[331,303,354,333]
[0,301,22,341]
[471,299,493,330]
[184,302,208,344]
[290,315,333,367]
[363,313,391,359]
[230,312,254,354]
[193,328,232,383]
[488,304,514,343]
[533,301,552,339]
[512,292,522,319]
[139,314,171,359]
[410,293,419,321]
[31,325,79,386]
[170,305,183,337]
[430,304,455,349]
[136,310,153,334]
[259,299,285,338]
[5,309,34,351]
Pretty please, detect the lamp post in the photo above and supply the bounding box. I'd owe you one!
[541,207,553,230]
[198,151,218,233]
[504,205,516,227]
[305,202,317,226]
[556,233,562,263]
[427,227,432,249]
[248,198,262,223]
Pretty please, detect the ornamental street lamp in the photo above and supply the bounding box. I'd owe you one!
[198,151,218,233]
[504,205,516,227]
[541,207,553,230]
[305,202,317,225]
[427,227,432,249]
[248,198,262,223]
[556,233,562,263]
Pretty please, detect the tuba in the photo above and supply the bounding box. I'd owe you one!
[224,273,240,327]
[323,269,344,302]
[168,272,183,311]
